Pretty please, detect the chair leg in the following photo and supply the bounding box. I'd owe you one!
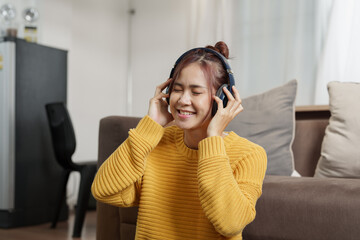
[51,170,70,228]
[72,165,97,238]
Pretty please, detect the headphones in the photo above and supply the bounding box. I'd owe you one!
[166,47,235,116]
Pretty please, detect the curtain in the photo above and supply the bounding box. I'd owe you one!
[188,0,334,106]
[230,0,319,105]
[314,0,360,104]
[188,0,233,48]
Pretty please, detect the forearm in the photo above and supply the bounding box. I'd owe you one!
[197,136,266,237]
[91,115,164,206]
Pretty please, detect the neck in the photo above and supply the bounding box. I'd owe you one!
[181,117,211,149]
[183,129,208,150]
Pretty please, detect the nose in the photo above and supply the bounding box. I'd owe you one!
[178,91,191,105]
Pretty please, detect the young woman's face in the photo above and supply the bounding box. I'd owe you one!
[169,63,214,132]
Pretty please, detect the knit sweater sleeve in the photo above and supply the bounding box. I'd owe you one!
[197,136,267,237]
[91,115,164,207]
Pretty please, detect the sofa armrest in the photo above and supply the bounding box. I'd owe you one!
[98,116,141,167]
[96,116,141,240]
[244,175,360,240]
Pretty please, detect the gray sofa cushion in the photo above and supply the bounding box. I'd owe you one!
[226,80,297,175]
[315,81,360,178]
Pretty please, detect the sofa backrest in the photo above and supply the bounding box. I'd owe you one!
[292,106,330,176]
[98,105,331,176]
[98,116,141,168]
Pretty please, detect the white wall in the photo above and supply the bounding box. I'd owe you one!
[131,0,191,117]
[39,0,130,206]
[39,0,129,163]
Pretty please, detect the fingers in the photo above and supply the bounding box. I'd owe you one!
[151,92,169,103]
[213,95,223,111]
[221,86,243,114]
[155,78,172,96]
[223,85,241,102]
[231,85,242,102]
[223,86,235,102]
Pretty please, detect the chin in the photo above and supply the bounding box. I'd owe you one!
[173,120,193,130]
[174,121,192,130]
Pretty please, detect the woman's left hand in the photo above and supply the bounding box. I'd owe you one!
[207,86,243,137]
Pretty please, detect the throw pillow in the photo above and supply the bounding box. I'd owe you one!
[315,81,360,178]
[226,79,297,176]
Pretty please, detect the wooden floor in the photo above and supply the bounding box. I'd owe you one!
[0,210,96,240]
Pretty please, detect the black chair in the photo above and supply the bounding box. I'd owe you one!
[45,102,97,238]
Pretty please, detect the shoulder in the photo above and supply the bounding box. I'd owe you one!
[225,132,267,164]
[225,132,265,153]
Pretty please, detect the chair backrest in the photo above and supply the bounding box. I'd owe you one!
[45,102,76,169]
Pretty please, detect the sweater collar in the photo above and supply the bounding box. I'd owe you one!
[173,127,236,160]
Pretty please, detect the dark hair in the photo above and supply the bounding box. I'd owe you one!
[168,41,230,96]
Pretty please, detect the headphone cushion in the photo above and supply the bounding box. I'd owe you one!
[212,84,229,116]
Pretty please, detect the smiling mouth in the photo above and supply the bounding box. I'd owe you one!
[178,110,195,115]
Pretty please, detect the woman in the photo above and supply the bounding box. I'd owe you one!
[92,41,267,240]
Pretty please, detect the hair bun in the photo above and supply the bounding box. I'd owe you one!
[214,41,229,59]
[206,41,229,59]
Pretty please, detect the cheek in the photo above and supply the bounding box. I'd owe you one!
[169,94,175,105]
[169,95,176,112]
[169,92,181,105]
[195,96,213,112]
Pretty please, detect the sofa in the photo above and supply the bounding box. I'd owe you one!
[95,106,360,240]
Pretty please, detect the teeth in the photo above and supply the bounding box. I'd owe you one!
[179,111,193,115]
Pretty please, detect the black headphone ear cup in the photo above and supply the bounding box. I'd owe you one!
[165,86,170,104]
[211,84,229,116]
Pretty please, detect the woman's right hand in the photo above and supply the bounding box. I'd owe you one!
[148,78,174,126]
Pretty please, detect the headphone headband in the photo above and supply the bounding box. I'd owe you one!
[167,47,236,116]
[169,47,235,88]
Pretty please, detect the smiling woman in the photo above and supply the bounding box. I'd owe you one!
[91,42,267,240]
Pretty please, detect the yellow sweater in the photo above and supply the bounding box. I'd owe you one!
[92,116,267,240]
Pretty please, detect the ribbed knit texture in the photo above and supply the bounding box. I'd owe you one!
[92,115,267,240]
